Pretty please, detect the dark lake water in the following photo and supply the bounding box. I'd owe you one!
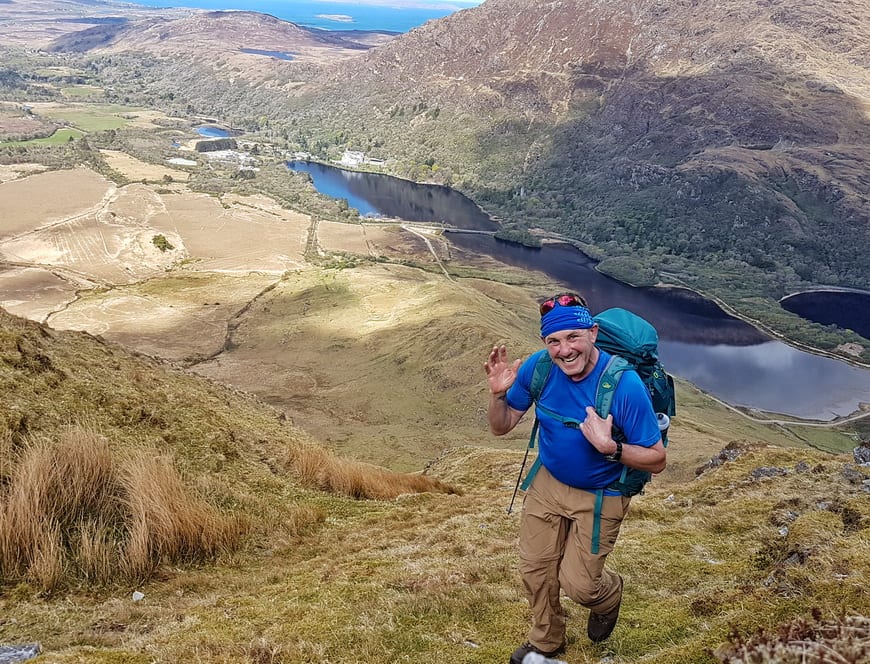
[287,160,870,421]
[781,291,870,339]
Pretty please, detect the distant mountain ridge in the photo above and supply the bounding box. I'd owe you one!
[288,0,869,314]
[334,0,869,111]
[48,9,393,60]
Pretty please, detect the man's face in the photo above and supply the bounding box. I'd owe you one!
[542,325,599,381]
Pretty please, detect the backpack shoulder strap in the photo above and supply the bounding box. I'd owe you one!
[590,356,633,555]
[529,349,552,402]
[595,354,630,418]
[519,351,553,492]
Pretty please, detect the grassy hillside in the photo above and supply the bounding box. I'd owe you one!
[0,307,453,588]
[1,281,868,662]
[188,261,863,475]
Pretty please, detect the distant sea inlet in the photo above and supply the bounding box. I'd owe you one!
[129,0,477,33]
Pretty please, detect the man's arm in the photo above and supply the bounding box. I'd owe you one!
[578,406,667,473]
[488,392,526,435]
[617,438,666,474]
[484,345,527,435]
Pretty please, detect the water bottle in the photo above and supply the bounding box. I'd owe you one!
[656,412,670,437]
[523,652,568,664]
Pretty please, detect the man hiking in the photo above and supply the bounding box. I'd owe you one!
[485,292,667,664]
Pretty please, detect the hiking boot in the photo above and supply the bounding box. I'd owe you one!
[509,641,566,664]
[587,575,623,643]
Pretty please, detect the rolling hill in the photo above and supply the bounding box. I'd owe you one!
[1,4,869,660]
[13,0,864,352]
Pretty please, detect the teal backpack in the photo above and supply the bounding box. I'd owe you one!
[511,307,676,553]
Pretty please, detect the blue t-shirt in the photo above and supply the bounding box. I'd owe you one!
[506,349,661,490]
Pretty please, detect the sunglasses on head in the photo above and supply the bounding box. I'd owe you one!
[539,293,587,316]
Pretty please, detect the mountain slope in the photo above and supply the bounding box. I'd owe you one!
[3,324,869,662]
[273,0,869,346]
[21,0,869,328]
[330,0,868,112]
[0,306,452,538]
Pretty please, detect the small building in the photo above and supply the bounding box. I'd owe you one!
[336,150,365,167]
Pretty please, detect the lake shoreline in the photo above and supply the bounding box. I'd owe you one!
[294,158,868,364]
[287,159,870,422]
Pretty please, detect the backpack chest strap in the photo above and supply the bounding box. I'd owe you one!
[534,403,582,428]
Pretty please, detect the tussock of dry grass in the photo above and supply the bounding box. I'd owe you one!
[0,426,244,591]
[122,452,247,580]
[285,441,459,500]
[715,612,870,663]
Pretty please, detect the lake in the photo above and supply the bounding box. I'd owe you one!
[781,291,870,340]
[287,160,870,421]
[195,126,232,138]
[240,48,295,61]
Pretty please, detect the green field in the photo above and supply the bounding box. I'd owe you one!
[0,103,148,146]
[0,126,84,146]
[37,104,134,131]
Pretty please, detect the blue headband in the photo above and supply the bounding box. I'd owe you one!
[540,305,595,338]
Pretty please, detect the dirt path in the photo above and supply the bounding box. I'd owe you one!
[401,224,452,280]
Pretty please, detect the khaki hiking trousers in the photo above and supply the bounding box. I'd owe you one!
[518,464,629,651]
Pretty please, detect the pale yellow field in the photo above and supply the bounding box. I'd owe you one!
[0,164,325,352]
[149,192,310,273]
[101,149,191,182]
[317,219,370,254]
[48,271,280,362]
[0,162,48,183]
[317,219,446,266]
[0,266,77,322]
[0,167,113,238]
[1,212,179,285]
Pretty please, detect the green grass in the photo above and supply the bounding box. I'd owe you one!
[0,127,84,146]
[38,109,130,132]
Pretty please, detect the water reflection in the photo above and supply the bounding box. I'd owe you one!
[449,235,767,346]
[287,160,870,420]
[663,341,870,420]
[195,126,231,138]
[288,160,496,228]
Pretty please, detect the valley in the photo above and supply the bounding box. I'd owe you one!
[3,0,870,333]
[1,76,867,461]
[1,137,863,472]
[0,2,869,662]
